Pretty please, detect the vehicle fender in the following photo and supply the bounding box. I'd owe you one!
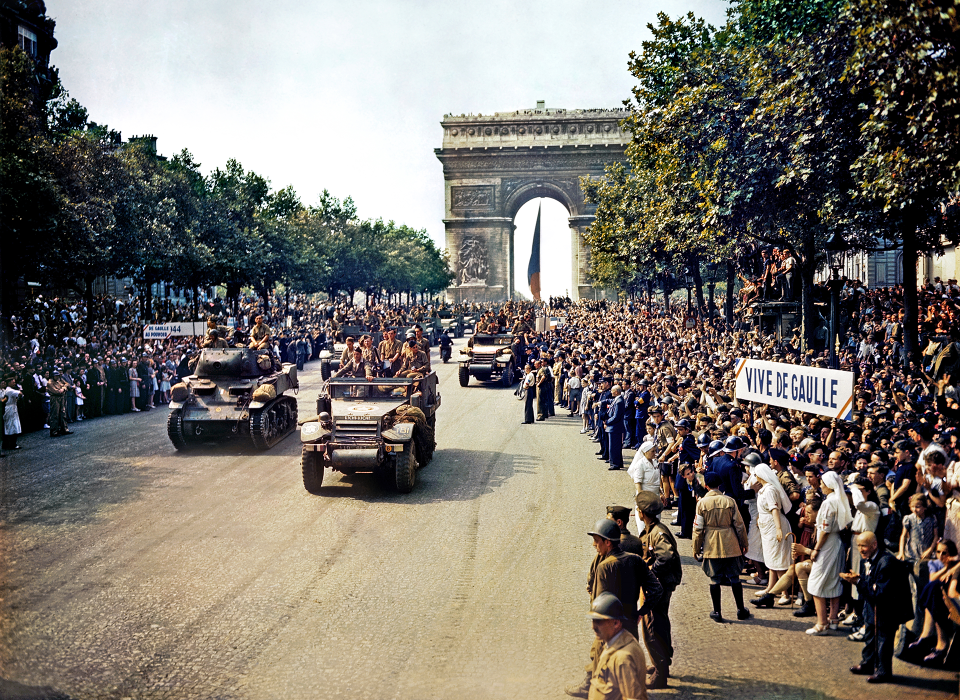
[382,422,414,443]
[168,401,185,410]
[300,421,332,443]
[249,400,268,410]
[319,350,332,360]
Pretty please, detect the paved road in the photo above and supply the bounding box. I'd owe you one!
[1,336,957,699]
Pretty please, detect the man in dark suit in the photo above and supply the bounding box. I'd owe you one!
[605,385,626,470]
[842,532,913,683]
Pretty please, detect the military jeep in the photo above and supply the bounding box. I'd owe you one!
[458,333,519,387]
[300,372,440,494]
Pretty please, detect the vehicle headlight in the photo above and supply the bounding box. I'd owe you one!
[302,423,321,436]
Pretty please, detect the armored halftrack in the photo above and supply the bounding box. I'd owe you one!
[300,372,439,494]
[437,310,465,338]
[167,348,299,450]
[458,333,519,387]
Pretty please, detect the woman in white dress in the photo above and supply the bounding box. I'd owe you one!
[2,378,23,450]
[751,464,794,607]
[805,471,852,635]
[743,463,767,586]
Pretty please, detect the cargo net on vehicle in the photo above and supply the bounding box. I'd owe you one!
[395,405,435,464]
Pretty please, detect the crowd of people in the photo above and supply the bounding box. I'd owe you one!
[4,276,960,696]
[520,280,960,697]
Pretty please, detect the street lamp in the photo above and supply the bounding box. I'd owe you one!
[825,233,848,370]
[684,267,694,307]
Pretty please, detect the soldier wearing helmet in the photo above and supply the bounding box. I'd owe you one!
[566,518,662,700]
[582,593,648,700]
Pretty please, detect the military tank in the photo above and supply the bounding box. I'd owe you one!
[167,347,299,451]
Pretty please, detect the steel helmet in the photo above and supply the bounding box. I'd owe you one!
[741,451,764,468]
[587,592,625,621]
[696,432,712,449]
[587,518,621,542]
[676,418,694,430]
[723,436,745,453]
[707,440,725,458]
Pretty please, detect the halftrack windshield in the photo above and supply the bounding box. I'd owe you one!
[472,334,515,346]
[328,379,414,400]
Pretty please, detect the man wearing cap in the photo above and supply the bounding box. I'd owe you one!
[413,326,432,371]
[567,519,662,699]
[607,506,643,554]
[584,592,648,700]
[636,491,681,689]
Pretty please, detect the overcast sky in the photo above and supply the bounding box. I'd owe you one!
[47,0,729,298]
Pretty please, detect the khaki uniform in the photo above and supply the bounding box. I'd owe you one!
[397,348,428,377]
[415,337,432,370]
[250,322,273,349]
[340,345,356,366]
[202,335,228,349]
[47,377,70,436]
[588,631,648,700]
[378,338,404,374]
[692,489,748,559]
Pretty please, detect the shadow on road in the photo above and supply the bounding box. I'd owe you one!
[0,677,76,700]
[302,448,540,504]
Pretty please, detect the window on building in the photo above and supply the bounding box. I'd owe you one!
[18,25,37,57]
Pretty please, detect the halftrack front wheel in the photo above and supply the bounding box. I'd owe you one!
[458,366,470,387]
[301,448,324,494]
[501,362,515,387]
[167,408,189,451]
[394,444,418,493]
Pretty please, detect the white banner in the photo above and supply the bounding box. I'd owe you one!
[733,358,855,420]
[143,322,207,340]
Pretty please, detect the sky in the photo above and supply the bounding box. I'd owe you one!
[46,0,730,299]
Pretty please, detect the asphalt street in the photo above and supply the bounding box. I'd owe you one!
[0,336,957,699]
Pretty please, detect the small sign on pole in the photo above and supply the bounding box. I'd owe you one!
[733,358,855,420]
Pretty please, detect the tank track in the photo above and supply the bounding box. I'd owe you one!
[249,395,298,450]
[167,408,189,451]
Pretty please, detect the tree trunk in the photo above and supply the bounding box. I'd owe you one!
[902,234,920,367]
[799,235,817,352]
[725,261,735,323]
[85,276,96,335]
[662,279,670,314]
[691,260,705,309]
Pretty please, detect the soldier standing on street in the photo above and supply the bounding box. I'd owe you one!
[584,593,649,700]
[47,370,73,438]
[606,505,643,554]
[566,519,662,699]
[636,491,682,689]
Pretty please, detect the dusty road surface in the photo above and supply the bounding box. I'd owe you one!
[1,337,957,699]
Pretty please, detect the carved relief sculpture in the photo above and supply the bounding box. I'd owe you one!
[457,237,488,286]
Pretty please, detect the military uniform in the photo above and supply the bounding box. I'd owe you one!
[47,376,71,437]
[378,337,404,376]
[397,348,429,378]
[588,631,648,700]
[639,519,681,687]
[202,334,229,349]
[415,336,432,371]
[250,322,273,349]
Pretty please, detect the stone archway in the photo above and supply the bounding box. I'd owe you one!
[435,103,629,302]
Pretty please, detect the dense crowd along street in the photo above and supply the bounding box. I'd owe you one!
[1,281,960,698]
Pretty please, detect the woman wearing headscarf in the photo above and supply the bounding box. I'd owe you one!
[751,463,794,608]
[627,437,661,497]
[804,470,853,635]
[743,461,768,588]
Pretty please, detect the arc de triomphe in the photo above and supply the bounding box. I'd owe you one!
[435,103,629,302]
